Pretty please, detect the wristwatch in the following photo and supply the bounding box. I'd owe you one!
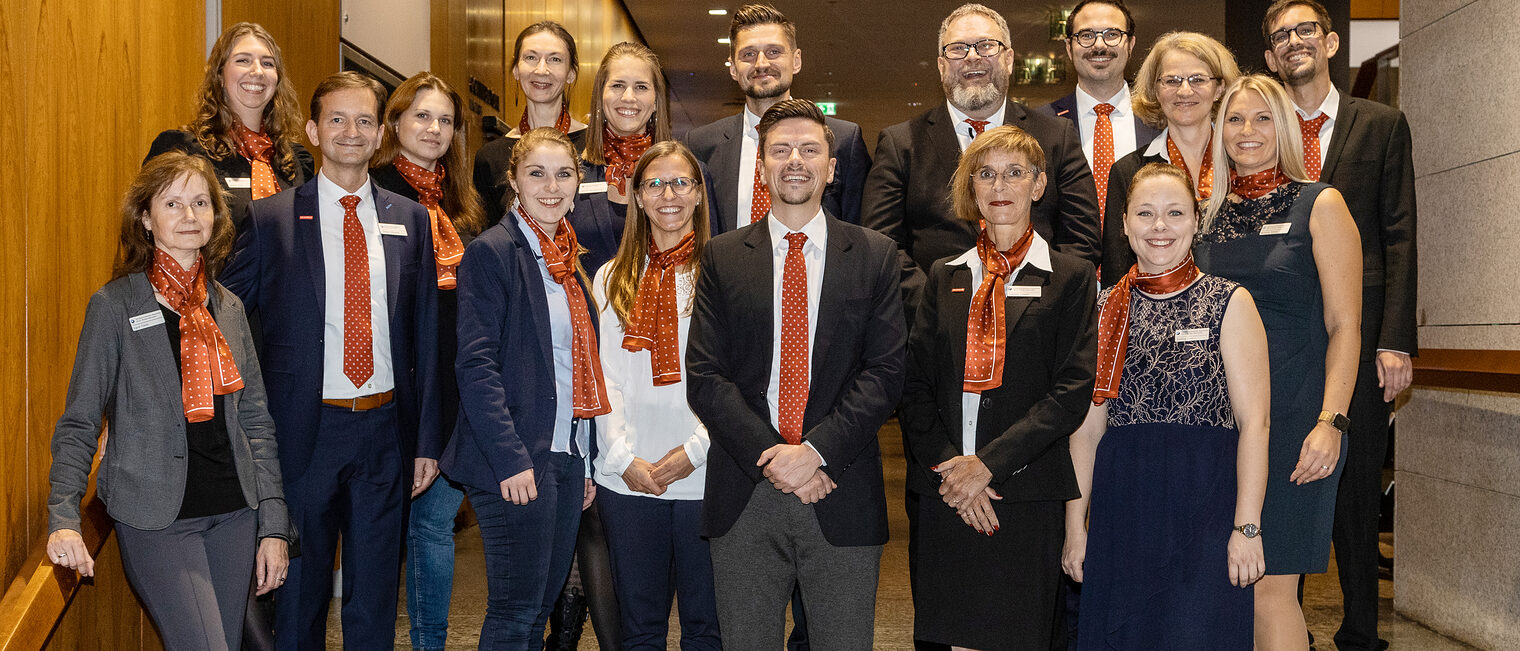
[1317,410,1351,435]
[1233,523,1261,539]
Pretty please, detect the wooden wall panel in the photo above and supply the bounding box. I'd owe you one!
[43,538,162,650]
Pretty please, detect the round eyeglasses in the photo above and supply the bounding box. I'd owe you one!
[637,177,699,198]
[1071,28,1129,48]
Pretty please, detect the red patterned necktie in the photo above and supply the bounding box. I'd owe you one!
[964,118,990,136]
[750,149,771,224]
[778,232,810,444]
[1093,103,1116,216]
[1299,113,1330,181]
[339,195,374,388]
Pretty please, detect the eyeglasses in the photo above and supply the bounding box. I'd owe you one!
[941,39,1006,60]
[1268,21,1323,48]
[637,177,699,198]
[1071,28,1129,48]
[971,165,1039,186]
[1157,74,1220,90]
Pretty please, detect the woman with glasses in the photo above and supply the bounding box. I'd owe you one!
[1195,75,1362,651]
[590,141,720,650]
[1100,32,1240,288]
[898,126,1097,651]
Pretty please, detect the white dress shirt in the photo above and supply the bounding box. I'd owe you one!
[316,170,394,398]
[947,100,1009,152]
[1075,84,1139,168]
[1142,127,1170,158]
[765,210,829,463]
[1294,84,1340,168]
[735,106,764,231]
[947,231,1053,456]
[515,216,590,460]
[591,263,710,500]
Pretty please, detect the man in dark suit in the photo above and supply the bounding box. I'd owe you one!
[1037,0,1160,218]
[221,71,442,650]
[685,3,871,233]
[686,99,905,650]
[1264,3,1417,650]
[863,3,1099,317]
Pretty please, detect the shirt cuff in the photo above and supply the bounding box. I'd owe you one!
[803,441,826,467]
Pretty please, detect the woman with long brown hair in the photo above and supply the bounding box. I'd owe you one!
[146,22,313,227]
[369,70,485,651]
[48,152,293,651]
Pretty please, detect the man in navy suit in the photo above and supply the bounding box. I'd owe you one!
[685,3,871,232]
[1038,0,1160,215]
[687,99,905,650]
[221,71,441,650]
[1264,2,1417,649]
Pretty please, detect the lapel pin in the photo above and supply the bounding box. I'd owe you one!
[299,215,313,220]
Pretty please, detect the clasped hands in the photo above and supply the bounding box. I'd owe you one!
[934,455,1003,535]
[757,443,835,504]
[622,445,699,496]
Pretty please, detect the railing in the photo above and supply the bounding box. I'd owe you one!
[1412,348,1520,395]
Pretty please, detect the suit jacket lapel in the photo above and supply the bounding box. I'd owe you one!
[128,273,183,392]
[925,106,964,183]
[1319,92,1357,180]
[740,223,775,377]
[1004,265,1048,333]
[292,182,326,318]
[812,218,852,373]
[373,183,402,320]
[714,115,744,232]
[505,214,557,372]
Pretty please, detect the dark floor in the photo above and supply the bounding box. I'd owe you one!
[328,421,1474,649]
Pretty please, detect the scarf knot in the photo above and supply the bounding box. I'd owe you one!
[147,249,245,422]
[602,125,653,195]
[394,156,465,288]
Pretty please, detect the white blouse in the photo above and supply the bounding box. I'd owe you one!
[591,262,710,500]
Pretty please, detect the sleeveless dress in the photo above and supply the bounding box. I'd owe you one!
[1079,275,1252,650]
[1195,181,1347,575]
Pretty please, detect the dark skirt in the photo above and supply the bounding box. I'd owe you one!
[1078,422,1252,650]
[912,496,1064,651]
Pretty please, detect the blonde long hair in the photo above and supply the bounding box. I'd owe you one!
[186,23,304,180]
[602,142,710,330]
[1202,74,1310,231]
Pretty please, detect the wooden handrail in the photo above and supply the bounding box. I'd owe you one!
[0,447,111,651]
[1412,348,1520,395]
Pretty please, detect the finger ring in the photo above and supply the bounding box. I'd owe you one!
[1321,465,1330,470]
[56,553,65,559]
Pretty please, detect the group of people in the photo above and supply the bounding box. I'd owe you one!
[44,0,1416,650]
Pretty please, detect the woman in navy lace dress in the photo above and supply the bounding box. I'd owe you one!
[1195,75,1363,650]
[1065,163,1269,649]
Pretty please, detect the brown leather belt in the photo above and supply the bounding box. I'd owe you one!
[321,390,394,411]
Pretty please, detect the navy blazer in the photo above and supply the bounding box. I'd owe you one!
[1037,91,1164,162]
[685,215,906,547]
[685,113,871,232]
[440,213,601,493]
[221,177,441,481]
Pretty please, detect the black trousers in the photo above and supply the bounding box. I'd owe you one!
[1332,360,1392,650]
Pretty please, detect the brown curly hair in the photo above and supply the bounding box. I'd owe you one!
[185,23,304,180]
[115,152,236,280]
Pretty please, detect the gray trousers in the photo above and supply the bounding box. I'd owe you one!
[115,507,257,651]
[709,482,882,651]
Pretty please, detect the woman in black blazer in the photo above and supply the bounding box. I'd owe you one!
[47,152,293,651]
[369,70,486,651]
[145,22,313,227]
[898,126,1097,651]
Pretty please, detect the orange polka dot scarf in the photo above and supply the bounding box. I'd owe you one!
[601,125,653,195]
[232,123,280,200]
[1229,166,1291,200]
[518,206,611,417]
[963,223,1034,393]
[1092,253,1199,404]
[148,249,245,422]
[519,101,572,135]
[393,155,466,289]
[1165,133,1214,202]
[622,232,696,386]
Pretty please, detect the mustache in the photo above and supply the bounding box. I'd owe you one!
[1084,47,1118,59]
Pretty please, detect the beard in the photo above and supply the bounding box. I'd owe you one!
[946,79,1006,114]
[1277,47,1320,87]
[741,69,791,101]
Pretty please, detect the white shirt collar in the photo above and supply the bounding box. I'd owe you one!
[316,167,374,208]
[1075,84,1131,118]
[946,100,1008,134]
[742,105,763,141]
[947,229,1052,274]
[1144,127,1170,157]
[766,207,829,254]
[1296,85,1340,121]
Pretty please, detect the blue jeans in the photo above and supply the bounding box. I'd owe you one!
[468,452,584,650]
[598,488,721,650]
[407,476,465,650]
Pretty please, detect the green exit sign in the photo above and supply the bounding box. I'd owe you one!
[816,101,837,116]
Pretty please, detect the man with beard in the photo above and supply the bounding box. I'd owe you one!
[687,99,905,651]
[1038,0,1159,220]
[687,4,871,233]
[863,3,1099,319]
[1263,2,1417,650]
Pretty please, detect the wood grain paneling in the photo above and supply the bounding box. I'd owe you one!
[1351,0,1399,20]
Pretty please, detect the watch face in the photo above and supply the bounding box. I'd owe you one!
[1240,523,1260,538]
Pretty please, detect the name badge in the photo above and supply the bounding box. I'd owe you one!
[579,181,608,194]
[1006,285,1041,298]
[225,176,252,189]
[129,310,166,332]
[1259,222,1291,235]
[1174,327,1210,342]
[379,223,408,237]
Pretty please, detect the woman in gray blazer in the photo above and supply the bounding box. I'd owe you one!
[47,152,293,651]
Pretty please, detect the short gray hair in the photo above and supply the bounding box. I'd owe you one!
[938,4,1011,49]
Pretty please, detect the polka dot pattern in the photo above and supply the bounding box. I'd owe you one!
[963,118,991,136]
[232,123,279,200]
[519,103,572,135]
[148,249,244,422]
[1092,254,1199,404]
[1299,113,1330,181]
[622,231,696,386]
[394,155,465,289]
[778,232,810,444]
[603,125,653,195]
[1093,103,1116,216]
[963,224,1033,394]
[339,195,375,388]
[1167,134,1215,202]
[749,149,771,224]
[517,207,612,417]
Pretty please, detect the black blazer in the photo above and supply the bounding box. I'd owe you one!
[898,246,1097,501]
[686,215,906,546]
[685,113,872,232]
[862,101,1100,314]
[1318,93,1418,359]
[472,128,589,224]
[146,129,314,230]
[1099,142,1167,288]
[1037,91,1164,160]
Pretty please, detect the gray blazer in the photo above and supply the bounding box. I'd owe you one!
[48,272,292,541]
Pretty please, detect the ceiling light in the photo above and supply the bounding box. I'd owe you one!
[717,37,731,44]
[709,9,728,15]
